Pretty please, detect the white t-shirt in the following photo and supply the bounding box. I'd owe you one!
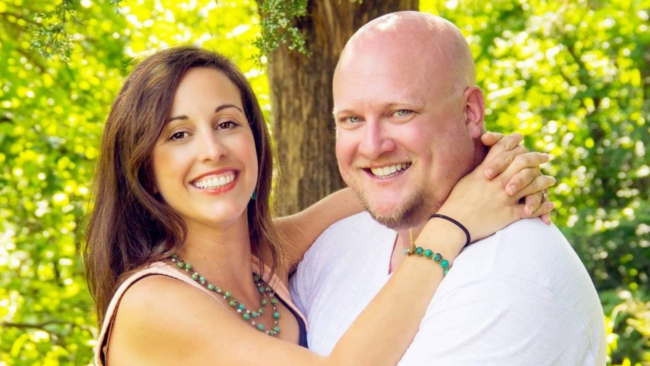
[290,212,606,366]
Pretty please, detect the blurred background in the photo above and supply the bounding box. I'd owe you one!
[0,0,648,365]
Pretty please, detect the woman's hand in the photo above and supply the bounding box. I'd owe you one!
[436,132,556,243]
[480,132,554,225]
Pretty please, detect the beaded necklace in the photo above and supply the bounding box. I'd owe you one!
[170,254,281,336]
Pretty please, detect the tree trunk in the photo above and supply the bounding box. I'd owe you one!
[266,0,419,215]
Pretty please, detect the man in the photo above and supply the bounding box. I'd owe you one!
[290,12,606,365]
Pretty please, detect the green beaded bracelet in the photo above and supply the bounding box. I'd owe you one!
[404,246,451,276]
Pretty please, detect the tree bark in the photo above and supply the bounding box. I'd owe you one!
[266,0,419,215]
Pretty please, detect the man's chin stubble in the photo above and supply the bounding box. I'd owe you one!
[358,191,436,230]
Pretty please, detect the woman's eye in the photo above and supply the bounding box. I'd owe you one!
[170,131,188,141]
[395,109,412,117]
[217,121,239,130]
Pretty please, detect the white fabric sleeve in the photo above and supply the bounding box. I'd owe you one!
[397,274,596,366]
[289,274,307,317]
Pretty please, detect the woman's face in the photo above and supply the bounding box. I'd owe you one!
[152,67,258,229]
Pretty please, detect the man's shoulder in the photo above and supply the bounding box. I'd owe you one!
[455,219,571,263]
[498,218,572,253]
[497,219,584,270]
[461,219,583,278]
[450,218,600,316]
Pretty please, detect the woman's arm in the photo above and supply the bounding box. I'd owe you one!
[276,187,363,273]
[111,141,556,366]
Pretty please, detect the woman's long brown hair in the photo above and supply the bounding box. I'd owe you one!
[83,47,283,325]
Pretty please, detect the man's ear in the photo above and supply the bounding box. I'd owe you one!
[463,86,485,139]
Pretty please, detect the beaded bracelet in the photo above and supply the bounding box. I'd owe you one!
[403,228,452,276]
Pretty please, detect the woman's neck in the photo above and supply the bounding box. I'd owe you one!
[176,215,259,299]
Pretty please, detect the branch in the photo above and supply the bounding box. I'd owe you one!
[0,14,49,71]
[556,61,575,87]
[2,320,65,327]
[15,47,47,73]
[0,12,41,26]
[0,319,96,337]
[565,42,591,88]
[0,320,67,335]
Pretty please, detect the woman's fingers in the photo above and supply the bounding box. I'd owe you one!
[539,188,553,225]
[501,152,550,191]
[484,145,528,179]
[480,132,506,147]
[524,191,543,216]
[540,212,553,225]
[526,201,555,220]
[483,133,524,166]
[530,194,555,218]
[515,174,556,204]
[500,165,539,195]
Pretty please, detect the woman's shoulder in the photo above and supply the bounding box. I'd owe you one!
[107,272,230,364]
[110,264,193,319]
[117,266,225,328]
[119,274,187,315]
[118,275,196,332]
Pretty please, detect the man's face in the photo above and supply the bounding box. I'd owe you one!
[333,44,477,229]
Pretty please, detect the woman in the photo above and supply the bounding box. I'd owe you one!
[84,47,555,365]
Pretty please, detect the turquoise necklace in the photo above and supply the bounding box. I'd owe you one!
[170,253,281,336]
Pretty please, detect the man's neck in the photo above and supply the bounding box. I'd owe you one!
[389,220,428,273]
[388,135,487,273]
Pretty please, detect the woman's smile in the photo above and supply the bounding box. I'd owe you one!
[190,169,239,195]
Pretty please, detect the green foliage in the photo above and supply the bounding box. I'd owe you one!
[0,0,129,363]
[254,0,310,60]
[253,0,363,60]
[0,0,648,365]
[29,0,81,60]
[601,290,650,364]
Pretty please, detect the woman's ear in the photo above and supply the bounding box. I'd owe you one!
[463,86,485,139]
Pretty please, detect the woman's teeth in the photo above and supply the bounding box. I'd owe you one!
[193,173,235,189]
[370,163,410,178]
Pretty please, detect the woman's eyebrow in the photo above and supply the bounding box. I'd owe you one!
[167,104,244,122]
[215,103,244,114]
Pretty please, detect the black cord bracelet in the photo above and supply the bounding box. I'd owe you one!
[428,214,472,247]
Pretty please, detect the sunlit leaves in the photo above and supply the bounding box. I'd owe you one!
[254,0,309,60]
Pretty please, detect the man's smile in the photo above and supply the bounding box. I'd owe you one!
[362,162,412,180]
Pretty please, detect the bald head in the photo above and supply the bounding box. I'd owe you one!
[333,12,487,229]
[335,12,475,93]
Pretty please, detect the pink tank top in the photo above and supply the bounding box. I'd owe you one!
[94,258,308,366]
